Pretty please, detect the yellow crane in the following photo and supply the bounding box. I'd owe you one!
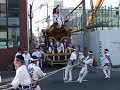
[87,0,104,30]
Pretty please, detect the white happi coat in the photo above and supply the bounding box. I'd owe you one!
[11,65,31,89]
[28,63,46,90]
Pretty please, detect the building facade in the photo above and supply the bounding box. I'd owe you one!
[0,0,28,70]
[54,0,63,7]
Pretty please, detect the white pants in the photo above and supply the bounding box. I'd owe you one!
[48,47,55,61]
[38,57,43,68]
[35,85,41,90]
[64,65,73,80]
[57,17,62,27]
[53,14,58,23]
[103,66,111,78]
[62,48,67,53]
[36,57,42,68]
[78,65,88,83]
[48,47,54,53]
[37,61,39,67]
[24,59,29,66]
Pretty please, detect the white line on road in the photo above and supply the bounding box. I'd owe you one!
[64,80,88,83]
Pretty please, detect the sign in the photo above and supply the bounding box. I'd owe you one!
[8,41,13,48]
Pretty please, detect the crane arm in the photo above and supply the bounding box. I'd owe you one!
[87,0,104,26]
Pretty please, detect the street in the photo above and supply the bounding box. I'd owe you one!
[0,66,120,90]
[40,66,120,90]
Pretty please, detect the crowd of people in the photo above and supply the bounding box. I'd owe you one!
[5,47,112,90]
[64,48,112,83]
[6,47,46,90]
[48,38,72,61]
[48,39,70,53]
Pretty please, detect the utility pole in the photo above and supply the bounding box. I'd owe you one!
[47,4,49,28]
[82,0,87,56]
[30,4,33,52]
[29,0,34,52]
[90,0,95,31]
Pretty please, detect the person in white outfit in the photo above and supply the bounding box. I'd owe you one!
[101,49,112,79]
[57,17,62,27]
[7,55,32,90]
[22,49,31,66]
[78,51,85,62]
[48,39,55,61]
[48,39,55,53]
[53,5,59,23]
[56,41,63,61]
[14,48,22,60]
[77,51,94,83]
[28,56,46,90]
[64,49,77,81]
[62,39,68,53]
[32,48,42,68]
[77,51,85,67]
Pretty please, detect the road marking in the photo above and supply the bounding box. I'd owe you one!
[64,80,88,83]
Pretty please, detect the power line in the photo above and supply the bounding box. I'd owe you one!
[32,0,53,12]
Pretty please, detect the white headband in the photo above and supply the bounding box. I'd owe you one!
[105,51,109,53]
[88,52,93,54]
[30,58,38,61]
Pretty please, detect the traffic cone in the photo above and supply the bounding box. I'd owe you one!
[92,58,97,67]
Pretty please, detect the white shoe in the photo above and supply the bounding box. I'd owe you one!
[107,76,110,79]
[79,79,82,83]
[64,78,67,81]
[68,79,72,81]
[104,76,108,80]
[77,78,80,81]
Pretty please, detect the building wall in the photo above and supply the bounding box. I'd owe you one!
[71,32,84,52]
[72,29,120,66]
[20,0,28,49]
[86,31,100,65]
[99,29,120,66]
[54,0,63,7]
[0,0,28,70]
[88,29,120,66]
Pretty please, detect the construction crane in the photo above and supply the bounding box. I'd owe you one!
[87,0,104,30]
[65,0,104,31]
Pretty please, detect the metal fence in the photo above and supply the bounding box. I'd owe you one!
[67,5,120,32]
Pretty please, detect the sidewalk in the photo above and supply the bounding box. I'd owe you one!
[0,71,15,85]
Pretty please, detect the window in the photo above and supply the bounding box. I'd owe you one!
[8,28,20,48]
[0,0,20,49]
[0,27,7,48]
[0,0,6,25]
[7,0,20,26]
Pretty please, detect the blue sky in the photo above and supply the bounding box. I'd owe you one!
[28,0,120,36]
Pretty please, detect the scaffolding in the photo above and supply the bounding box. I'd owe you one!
[69,5,120,33]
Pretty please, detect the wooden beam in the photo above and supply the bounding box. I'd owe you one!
[47,53,71,56]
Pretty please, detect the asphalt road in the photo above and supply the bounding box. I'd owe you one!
[0,66,120,90]
[40,66,120,90]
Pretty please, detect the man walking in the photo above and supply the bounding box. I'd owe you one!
[101,49,112,79]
